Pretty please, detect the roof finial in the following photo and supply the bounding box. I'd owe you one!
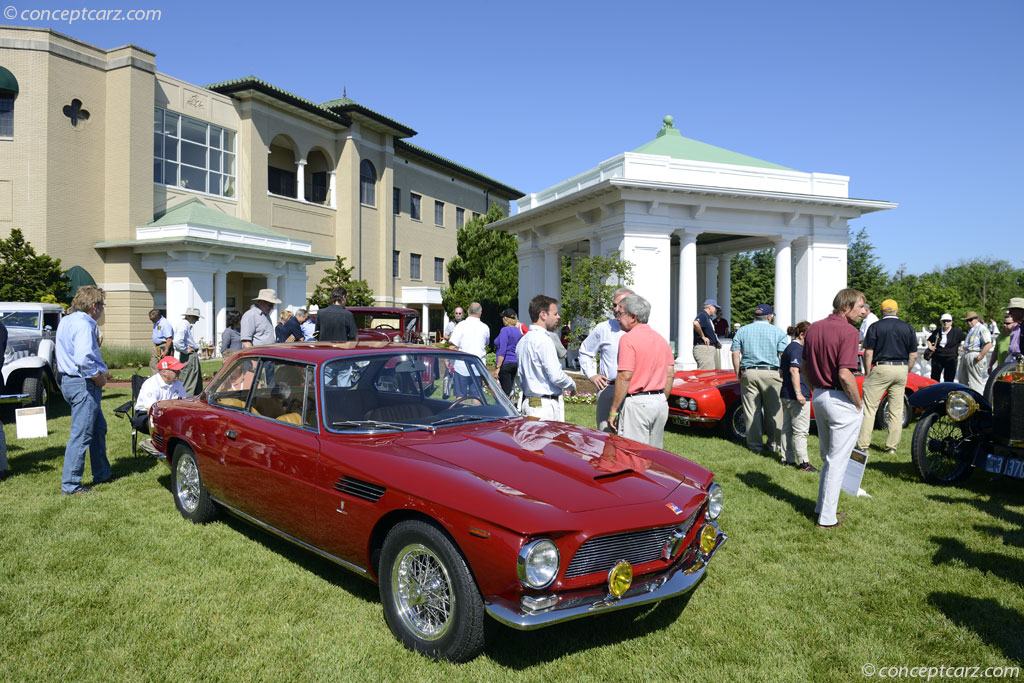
[663,115,674,129]
[343,84,347,98]
[656,114,680,138]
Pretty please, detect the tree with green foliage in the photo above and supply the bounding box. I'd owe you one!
[940,258,1020,322]
[559,255,634,346]
[847,227,890,310]
[441,203,517,334]
[308,256,374,307]
[0,228,71,303]
[730,250,775,326]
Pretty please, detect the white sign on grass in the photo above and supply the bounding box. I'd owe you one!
[842,448,871,498]
[15,406,48,439]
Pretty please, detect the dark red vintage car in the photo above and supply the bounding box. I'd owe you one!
[350,307,421,344]
[669,354,937,441]
[149,343,726,662]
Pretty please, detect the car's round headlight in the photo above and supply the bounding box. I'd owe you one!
[706,482,723,520]
[945,391,977,422]
[517,539,560,589]
[687,398,698,411]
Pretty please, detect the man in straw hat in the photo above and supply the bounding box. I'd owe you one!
[958,310,992,393]
[174,307,201,363]
[856,299,918,454]
[241,289,280,348]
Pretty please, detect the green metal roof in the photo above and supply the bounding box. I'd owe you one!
[0,65,18,94]
[205,77,351,127]
[632,116,794,171]
[320,96,416,137]
[394,140,524,199]
[147,197,286,238]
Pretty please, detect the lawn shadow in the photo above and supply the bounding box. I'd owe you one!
[153,471,379,604]
[735,470,817,519]
[484,587,695,669]
[4,443,66,477]
[931,536,1024,587]
[928,592,1024,664]
[868,459,919,482]
[928,493,1024,549]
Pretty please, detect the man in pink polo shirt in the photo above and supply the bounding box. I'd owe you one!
[802,288,867,530]
[608,294,675,447]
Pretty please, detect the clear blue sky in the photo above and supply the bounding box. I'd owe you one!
[7,0,1022,276]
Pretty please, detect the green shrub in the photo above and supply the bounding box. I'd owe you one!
[101,345,152,369]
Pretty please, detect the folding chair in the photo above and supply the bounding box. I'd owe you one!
[113,374,147,456]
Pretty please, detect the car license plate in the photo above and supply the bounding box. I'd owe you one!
[670,416,691,426]
[985,454,1024,479]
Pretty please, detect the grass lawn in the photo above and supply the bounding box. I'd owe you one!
[1,396,1022,680]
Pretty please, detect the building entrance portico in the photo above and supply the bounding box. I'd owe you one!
[492,116,897,369]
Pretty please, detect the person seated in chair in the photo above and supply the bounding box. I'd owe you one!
[132,356,187,434]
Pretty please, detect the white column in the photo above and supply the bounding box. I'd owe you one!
[166,269,214,344]
[422,303,430,343]
[718,254,732,323]
[702,255,718,306]
[676,231,698,368]
[544,247,561,299]
[296,161,306,202]
[328,171,337,209]
[774,237,793,332]
[589,235,602,257]
[214,270,226,356]
[267,274,280,322]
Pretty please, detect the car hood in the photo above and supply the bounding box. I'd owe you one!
[5,328,42,342]
[672,370,736,393]
[397,419,711,513]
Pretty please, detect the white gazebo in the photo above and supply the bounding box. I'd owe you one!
[490,116,897,368]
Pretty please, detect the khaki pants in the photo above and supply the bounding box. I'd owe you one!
[693,344,719,370]
[856,364,908,451]
[957,351,988,394]
[520,395,564,422]
[595,383,616,431]
[619,393,669,448]
[740,368,783,452]
[781,398,811,465]
[149,345,166,374]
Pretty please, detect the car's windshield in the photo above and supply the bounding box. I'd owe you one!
[323,351,517,432]
[0,311,41,330]
[353,313,405,331]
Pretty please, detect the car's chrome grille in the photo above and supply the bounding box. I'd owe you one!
[333,476,386,503]
[152,433,164,448]
[565,507,703,579]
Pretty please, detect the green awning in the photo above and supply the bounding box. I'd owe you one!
[65,265,96,297]
[0,66,17,95]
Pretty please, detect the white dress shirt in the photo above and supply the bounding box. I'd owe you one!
[449,316,490,376]
[516,325,576,396]
[174,320,197,353]
[578,318,625,379]
[134,373,186,413]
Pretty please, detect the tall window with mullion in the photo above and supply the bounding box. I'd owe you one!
[434,200,444,227]
[359,160,376,206]
[0,94,14,138]
[410,253,421,280]
[154,108,235,197]
[434,257,444,282]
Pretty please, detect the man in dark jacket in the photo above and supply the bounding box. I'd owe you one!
[316,287,358,342]
[926,313,966,382]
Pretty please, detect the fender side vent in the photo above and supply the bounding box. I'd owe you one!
[333,476,385,503]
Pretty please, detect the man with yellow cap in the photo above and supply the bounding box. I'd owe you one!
[856,299,918,453]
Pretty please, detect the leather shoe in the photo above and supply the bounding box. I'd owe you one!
[816,521,842,530]
[61,487,92,496]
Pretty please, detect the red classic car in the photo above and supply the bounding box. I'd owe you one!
[350,307,421,344]
[669,354,937,441]
[149,343,726,662]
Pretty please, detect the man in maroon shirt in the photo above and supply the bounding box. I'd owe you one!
[802,288,867,530]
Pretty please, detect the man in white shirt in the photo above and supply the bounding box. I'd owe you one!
[443,307,465,341]
[174,307,201,362]
[859,304,878,345]
[131,356,187,435]
[448,301,490,398]
[578,287,632,431]
[516,294,576,421]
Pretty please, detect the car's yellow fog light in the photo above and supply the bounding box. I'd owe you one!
[699,524,717,554]
[607,560,633,598]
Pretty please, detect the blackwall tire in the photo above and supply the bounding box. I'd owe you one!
[170,444,219,523]
[910,408,973,485]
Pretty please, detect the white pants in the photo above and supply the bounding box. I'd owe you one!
[520,395,564,422]
[957,351,988,394]
[812,389,863,527]
[595,383,616,431]
[619,393,669,448]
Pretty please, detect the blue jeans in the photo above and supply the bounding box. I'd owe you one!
[61,377,109,492]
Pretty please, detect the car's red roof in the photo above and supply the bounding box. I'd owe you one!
[224,341,458,363]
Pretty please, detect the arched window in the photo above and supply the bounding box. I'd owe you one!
[359,159,376,206]
[0,66,18,138]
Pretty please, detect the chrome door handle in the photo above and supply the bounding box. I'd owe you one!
[226,430,237,440]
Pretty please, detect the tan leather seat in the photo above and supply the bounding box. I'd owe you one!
[217,397,246,408]
[277,412,302,425]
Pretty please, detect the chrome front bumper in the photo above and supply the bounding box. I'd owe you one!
[485,523,727,630]
[0,393,31,405]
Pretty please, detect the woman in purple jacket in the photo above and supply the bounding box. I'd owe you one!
[493,308,524,397]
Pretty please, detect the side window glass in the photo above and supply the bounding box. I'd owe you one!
[43,312,60,335]
[209,358,257,409]
[249,359,308,424]
[302,365,318,428]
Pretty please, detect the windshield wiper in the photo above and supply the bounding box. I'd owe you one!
[430,414,494,427]
[331,419,435,433]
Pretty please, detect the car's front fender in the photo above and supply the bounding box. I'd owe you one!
[908,381,989,411]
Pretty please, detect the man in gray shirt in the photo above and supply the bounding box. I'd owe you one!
[241,289,280,347]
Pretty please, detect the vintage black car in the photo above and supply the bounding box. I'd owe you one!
[909,358,1024,485]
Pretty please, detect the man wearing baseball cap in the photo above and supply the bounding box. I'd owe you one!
[926,313,965,382]
[731,303,789,455]
[856,299,918,454]
[958,311,992,393]
[131,356,187,438]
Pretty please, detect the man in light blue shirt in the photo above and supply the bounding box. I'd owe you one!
[174,308,201,362]
[56,285,110,495]
[149,308,174,373]
[731,303,790,455]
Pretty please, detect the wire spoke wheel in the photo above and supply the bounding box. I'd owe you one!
[392,543,455,640]
[911,409,973,484]
[176,454,201,513]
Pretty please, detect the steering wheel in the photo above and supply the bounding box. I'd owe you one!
[444,396,480,410]
[376,324,397,330]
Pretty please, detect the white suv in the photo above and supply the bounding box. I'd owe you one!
[1,302,65,406]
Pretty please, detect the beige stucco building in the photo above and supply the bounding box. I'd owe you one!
[0,26,521,346]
